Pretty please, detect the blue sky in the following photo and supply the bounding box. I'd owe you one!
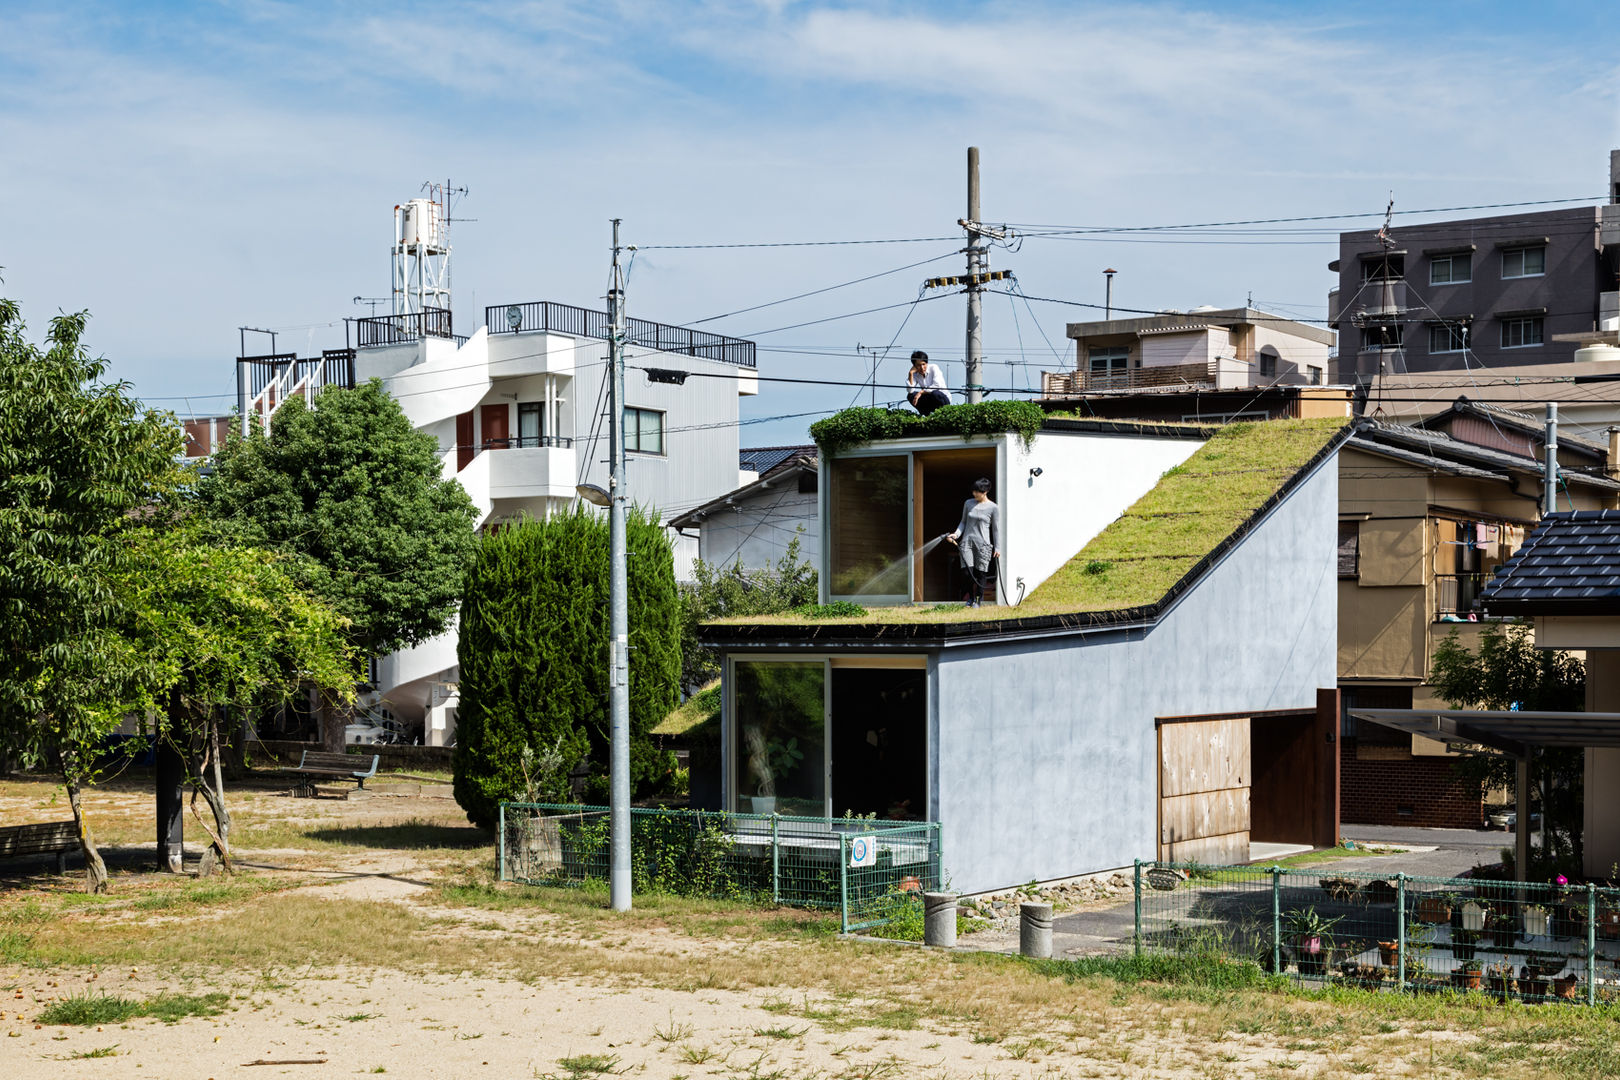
[2,0,1617,444]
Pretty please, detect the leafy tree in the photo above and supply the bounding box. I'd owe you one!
[198,381,477,745]
[679,533,818,691]
[453,507,681,829]
[1430,624,1586,874]
[0,300,181,892]
[133,529,357,875]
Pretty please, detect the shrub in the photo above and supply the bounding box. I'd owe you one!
[809,401,1045,455]
[453,507,681,828]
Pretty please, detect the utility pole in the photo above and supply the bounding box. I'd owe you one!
[1104,269,1117,321]
[1544,402,1560,515]
[964,147,985,403]
[607,219,632,913]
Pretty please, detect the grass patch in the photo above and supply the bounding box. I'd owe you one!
[1266,844,1408,869]
[37,990,229,1026]
[62,1045,119,1059]
[555,1052,620,1077]
[651,681,720,737]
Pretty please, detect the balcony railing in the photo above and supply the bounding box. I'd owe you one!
[238,349,356,428]
[1041,360,1217,397]
[487,300,756,368]
[349,307,455,348]
[1434,572,1487,620]
[479,435,575,451]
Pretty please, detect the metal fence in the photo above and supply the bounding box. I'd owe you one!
[486,300,757,368]
[1134,859,1620,1004]
[499,803,941,931]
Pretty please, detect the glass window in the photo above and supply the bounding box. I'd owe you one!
[1360,255,1404,282]
[1501,317,1544,348]
[1258,349,1278,379]
[517,402,543,447]
[1338,521,1360,578]
[1429,254,1471,285]
[828,454,909,599]
[625,407,665,454]
[733,661,825,816]
[1088,345,1130,375]
[1428,325,1467,354]
[1502,246,1545,278]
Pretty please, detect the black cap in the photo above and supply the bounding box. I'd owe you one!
[910,350,929,362]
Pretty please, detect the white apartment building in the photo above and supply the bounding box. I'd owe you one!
[233,300,758,743]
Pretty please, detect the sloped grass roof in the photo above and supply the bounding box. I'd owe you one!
[651,680,720,736]
[710,418,1347,632]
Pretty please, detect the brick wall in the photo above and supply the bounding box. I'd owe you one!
[1340,740,1484,828]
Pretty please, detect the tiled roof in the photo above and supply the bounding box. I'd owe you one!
[740,445,815,474]
[1480,511,1620,615]
[1354,423,1620,491]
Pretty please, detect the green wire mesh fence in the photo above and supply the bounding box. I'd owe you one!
[1134,860,1620,1004]
[499,803,942,932]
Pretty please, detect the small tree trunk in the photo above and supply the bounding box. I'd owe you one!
[187,717,233,877]
[60,751,108,894]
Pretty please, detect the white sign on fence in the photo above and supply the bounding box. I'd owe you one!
[848,836,877,868]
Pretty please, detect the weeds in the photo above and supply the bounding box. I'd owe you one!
[555,1052,620,1077]
[36,991,229,1026]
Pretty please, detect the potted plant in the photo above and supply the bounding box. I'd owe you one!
[1451,959,1483,992]
[1519,965,1548,1001]
[1487,908,1518,949]
[1451,927,1478,961]
[1285,906,1343,976]
[1415,892,1452,925]
[743,729,805,815]
[1486,962,1516,1001]
[1377,939,1399,967]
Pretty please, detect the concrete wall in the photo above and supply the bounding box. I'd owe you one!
[933,448,1340,892]
[1586,649,1620,878]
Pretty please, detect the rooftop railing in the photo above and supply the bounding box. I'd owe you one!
[487,300,756,368]
[348,307,455,348]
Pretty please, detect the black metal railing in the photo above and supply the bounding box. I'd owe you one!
[237,350,356,399]
[511,435,573,449]
[487,300,755,368]
[350,307,454,348]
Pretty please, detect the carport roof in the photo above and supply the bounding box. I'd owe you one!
[1350,708,1620,758]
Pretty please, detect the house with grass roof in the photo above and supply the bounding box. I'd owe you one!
[700,405,1351,892]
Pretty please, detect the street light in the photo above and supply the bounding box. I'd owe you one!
[575,483,610,508]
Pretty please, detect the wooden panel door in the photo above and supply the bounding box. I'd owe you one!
[480,404,510,450]
[456,411,475,472]
[1158,716,1252,865]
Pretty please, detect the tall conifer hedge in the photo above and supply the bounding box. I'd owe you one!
[452,506,681,828]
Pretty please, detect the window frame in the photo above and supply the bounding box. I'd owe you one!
[1337,520,1360,579]
[1501,246,1546,280]
[1500,317,1544,349]
[1427,324,1467,355]
[1429,253,1472,286]
[517,401,544,448]
[625,406,666,455]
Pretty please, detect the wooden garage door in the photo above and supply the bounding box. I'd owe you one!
[1158,716,1251,865]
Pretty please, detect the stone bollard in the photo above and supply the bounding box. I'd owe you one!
[923,892,957,948]
[1020,901,1053,959]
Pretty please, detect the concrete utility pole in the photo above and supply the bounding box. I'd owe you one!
[1104,269,1117,321]
[607,219,632,913]
[964,147,985,404]
[1544,403,1559,515]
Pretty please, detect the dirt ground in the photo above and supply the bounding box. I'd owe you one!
[1,772,1613,1079]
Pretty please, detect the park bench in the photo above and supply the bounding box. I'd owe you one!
[0,820,78,873]
[284,750,380,797]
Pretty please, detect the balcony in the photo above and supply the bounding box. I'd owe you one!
[349,307,459,348]
[1041,360,1217,397]
[1434,572,1487,621]
[456,441,578,525]
[487,300,756,368]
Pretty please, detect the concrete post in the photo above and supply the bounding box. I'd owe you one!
[923,891,957,948]
[1020,901,1053,959]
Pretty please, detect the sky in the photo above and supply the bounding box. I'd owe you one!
[3,0,1618,446]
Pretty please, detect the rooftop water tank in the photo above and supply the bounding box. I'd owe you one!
[1575,342,1620,365]
[399,198,444,249]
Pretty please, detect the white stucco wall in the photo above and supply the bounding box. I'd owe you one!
[999,430,1205,601]
[698,485,818,572]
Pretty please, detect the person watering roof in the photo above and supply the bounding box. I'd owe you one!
[906,351,951,416]
[947,477,1000,607]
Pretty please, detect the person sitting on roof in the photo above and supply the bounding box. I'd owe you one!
[906,351,952,416]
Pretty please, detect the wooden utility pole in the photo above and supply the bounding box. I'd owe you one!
[964,148,985,403]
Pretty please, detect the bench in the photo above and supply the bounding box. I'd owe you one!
[284,751,380,797]
[0,820,78,873]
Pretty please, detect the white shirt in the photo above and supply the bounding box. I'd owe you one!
[908,363,951,402]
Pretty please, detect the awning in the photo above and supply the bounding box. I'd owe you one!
[1350,709,1620,758]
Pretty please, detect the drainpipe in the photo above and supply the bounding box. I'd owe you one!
[1543,403,1558,515]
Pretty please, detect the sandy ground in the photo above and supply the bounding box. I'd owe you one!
[0,776,1480,1079]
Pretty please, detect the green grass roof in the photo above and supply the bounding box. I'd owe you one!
[709,418,1347,632]
[651,681,720,736]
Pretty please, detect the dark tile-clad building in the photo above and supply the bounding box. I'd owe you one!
[1329,150,1620,381]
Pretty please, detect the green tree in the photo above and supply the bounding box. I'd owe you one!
[1430,623,1586,873]
[198,381,477,744]
[0,300,181,892]
[679,532,817,691]
[453,507,681,829]
[133,529,358,875]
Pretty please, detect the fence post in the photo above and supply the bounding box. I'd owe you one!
[1395,873,1407,994]
[1271,866,1282,976]
[1132,860,1142,958]
[498,803,507,882]
[1588,883,1598,1007]
[839,833,850,935]
[771,814,781,905]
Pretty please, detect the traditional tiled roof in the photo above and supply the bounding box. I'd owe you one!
[739,445,815,475]
[1480,511,1620,616]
